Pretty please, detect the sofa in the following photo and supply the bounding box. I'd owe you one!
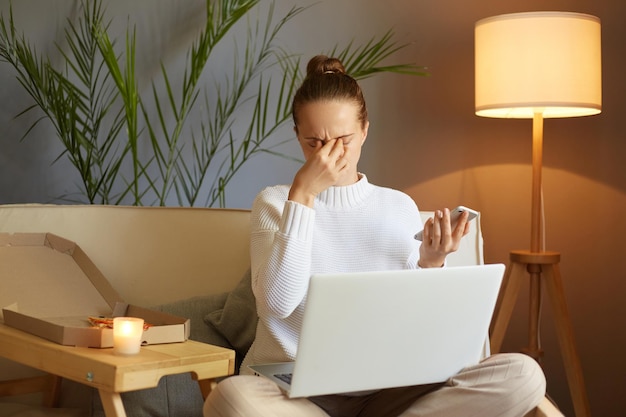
[0,204,562,417]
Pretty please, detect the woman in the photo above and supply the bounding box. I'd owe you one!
[203,55,545,417]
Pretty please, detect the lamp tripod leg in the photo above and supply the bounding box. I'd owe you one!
[542,263,591,417]
[490,261,526,354]
[491,251,590,417]
[521,265,544,361]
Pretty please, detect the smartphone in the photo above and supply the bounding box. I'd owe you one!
[414,205,479,241]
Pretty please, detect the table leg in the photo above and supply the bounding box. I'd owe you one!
[99,389,127,417]
[197,378,218,399]
[42,375,62,407]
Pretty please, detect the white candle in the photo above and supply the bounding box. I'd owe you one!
[113,317,144,356]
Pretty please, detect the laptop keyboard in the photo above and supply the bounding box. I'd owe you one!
[274,373,293,384]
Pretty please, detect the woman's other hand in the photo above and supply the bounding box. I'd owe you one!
[418,208,470,268]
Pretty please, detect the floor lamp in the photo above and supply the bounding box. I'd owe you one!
[474,12,601,417]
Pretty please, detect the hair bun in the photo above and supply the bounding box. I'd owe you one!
[292,55,368,128]
[306,55,346,77]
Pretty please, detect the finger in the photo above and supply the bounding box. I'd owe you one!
[316,139,335,157]
[440,207,450,230]
[421,217,432,244]
[338,156,349,171]
[441,208,452,237]
[327,138,344,156]
[453,210,470,237]
[431,210,443,245]
[334,153,345,168]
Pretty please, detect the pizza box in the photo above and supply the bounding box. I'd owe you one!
[0,232,190,348]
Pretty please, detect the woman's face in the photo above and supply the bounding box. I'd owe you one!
[295,99,369,185]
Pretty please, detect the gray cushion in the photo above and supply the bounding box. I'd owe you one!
[204,269,257,361]
[157,292,232,348]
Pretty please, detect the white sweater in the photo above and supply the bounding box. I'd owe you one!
[240,174,423,374]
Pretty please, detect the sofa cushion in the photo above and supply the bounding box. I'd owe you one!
[156,292,232,348]
[204,269,257,360]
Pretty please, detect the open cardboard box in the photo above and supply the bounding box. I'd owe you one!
[0,232,190,348]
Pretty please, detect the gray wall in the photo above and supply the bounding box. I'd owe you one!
[1,1,624,416]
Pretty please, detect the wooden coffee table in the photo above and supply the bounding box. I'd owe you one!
[0,322,235,417]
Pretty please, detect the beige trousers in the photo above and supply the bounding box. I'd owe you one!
[203,353,546,417]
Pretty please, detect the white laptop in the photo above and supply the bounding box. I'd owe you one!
[249,264,505,398]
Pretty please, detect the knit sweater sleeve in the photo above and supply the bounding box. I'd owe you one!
[250,186,315,319]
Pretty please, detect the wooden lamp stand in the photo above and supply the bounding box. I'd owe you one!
[489,113,591,417]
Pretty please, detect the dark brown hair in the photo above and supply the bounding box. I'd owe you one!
[292,55,368,128]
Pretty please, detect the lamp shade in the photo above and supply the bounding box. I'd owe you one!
[475,11,601,119]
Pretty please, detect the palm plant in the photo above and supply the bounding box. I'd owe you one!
[0,0,427,207]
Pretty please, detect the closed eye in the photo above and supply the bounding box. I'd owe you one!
[304,139,322,148]
[340,137,353,145]
[302,134,354,147]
